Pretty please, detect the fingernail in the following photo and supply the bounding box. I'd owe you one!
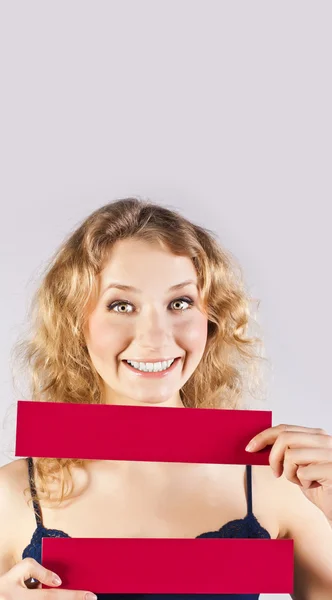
[245,441,256,452]
[52,574,62,585]
[85,594,98,600]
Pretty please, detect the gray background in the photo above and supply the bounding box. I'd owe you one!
[0,2,331,598]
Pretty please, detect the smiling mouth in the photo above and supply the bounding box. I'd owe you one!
[123,357,180,363]
[122,357,181,374]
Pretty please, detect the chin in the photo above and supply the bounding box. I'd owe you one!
[139,397,168,404]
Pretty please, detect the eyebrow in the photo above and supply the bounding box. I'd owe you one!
[101,279,198,296]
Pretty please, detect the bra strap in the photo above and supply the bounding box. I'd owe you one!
[26,457,43,528]
[246,464,253,515]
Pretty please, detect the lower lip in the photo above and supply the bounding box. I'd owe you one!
[122,357,181,378]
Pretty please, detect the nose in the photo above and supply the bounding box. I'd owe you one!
[135,307,171,348]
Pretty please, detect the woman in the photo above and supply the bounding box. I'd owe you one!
[0,197,332,600]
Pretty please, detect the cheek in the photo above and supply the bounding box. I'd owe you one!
[177,313,208,352]
[86,313,130,355]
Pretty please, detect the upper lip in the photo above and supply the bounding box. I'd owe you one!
[123,357,179,363]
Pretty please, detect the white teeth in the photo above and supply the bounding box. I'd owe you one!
[126,359,175,372]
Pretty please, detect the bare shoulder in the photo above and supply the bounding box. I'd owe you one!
[0,457,30,498]
[0,456,28,479]
[0,458,30,574]
[0,458,30,525]
[254,464,332,598]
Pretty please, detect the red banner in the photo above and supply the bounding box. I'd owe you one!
[41,537,294,594]
[16,400,272,463]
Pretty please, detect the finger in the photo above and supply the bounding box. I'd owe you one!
[7,557,97,599]
[269,431,332,475]
[282,447,332,484]
[297,462,332,489]
[38,590,98,599]
[247,425,328,451]
[5,557,62,589]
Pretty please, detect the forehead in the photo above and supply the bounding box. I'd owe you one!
[99,238,198,292]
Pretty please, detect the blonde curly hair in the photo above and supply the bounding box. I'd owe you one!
[5,197,270,507]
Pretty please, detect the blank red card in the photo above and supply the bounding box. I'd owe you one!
[15,400,272,464]
[41,537,294,594]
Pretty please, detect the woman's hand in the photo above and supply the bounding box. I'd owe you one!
[246,423,332,523]
[0,557,97,599]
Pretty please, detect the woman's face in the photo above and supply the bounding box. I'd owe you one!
[84,238,208,407]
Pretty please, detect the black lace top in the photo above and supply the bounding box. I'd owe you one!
[23,457,271,599]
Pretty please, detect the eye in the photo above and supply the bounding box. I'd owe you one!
[107,300,134,313]
[106,297,194,314]
[170,297,194,311]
